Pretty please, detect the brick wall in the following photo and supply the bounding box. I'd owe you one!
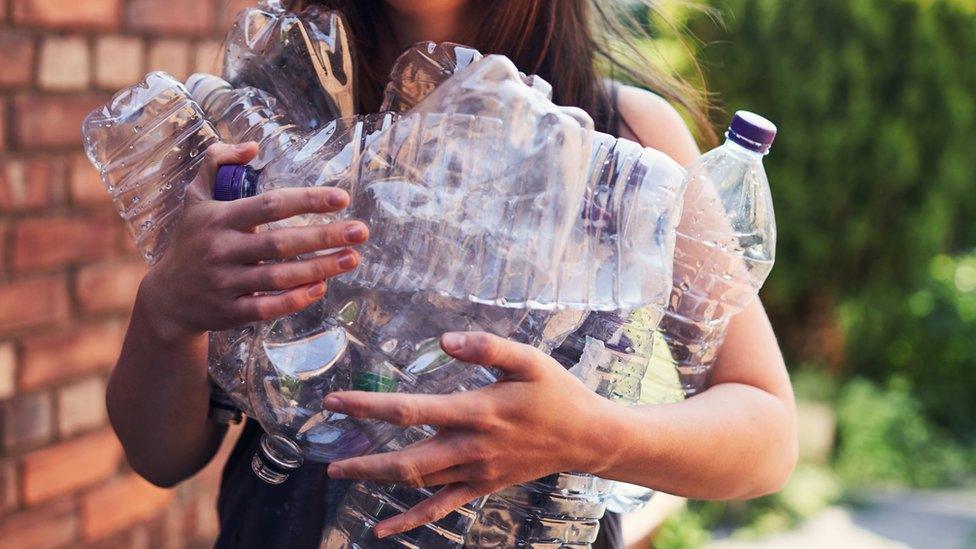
[0,1,253,547]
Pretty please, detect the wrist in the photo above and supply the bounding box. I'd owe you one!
[135,273,204,346]
[578,397,640,477]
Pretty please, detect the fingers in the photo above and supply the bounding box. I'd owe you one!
[324,391,479,428]
[440,332,545,380]
[231,282,327,322]
[231,249,361,293]
[206,142,259,169]
[327,439,463,487]
[231,220,369,263]
[373,483,485,539]
[223,187,351,230]
[188,143,259,200]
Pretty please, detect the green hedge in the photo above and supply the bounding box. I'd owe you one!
[676,0,976,440]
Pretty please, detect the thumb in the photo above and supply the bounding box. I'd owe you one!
[187,142,260,201]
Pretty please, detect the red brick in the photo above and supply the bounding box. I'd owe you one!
[0,276,70,334]
[12,0,121,29]
[0,342,14,400]
[218,0,256,31]
[127,0,213,36]
[76,260,146,315]
[0,457,18,514]
[0,157,61,212]
[0,100,6,152]
[0,222,7,273]
[57,376,108,436]
[19,321,124,390]
[12,214,118,271]
[0,31,35,88]
[0,499,78,549]
[147,39,192,81]
[0,391,52,449]
[70,153,109,204]
[81,474,174,541]
[13,94,105,150]
[22,428,122,505]
[94,36,144,90]
[38,36,90,91]
[194,39,224,74]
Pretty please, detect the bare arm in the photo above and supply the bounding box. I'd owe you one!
[107,143,370,487]
[610,85,797,496]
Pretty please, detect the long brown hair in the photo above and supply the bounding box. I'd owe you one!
[292,0,715,143]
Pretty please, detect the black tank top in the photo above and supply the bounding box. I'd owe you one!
[214,84,627,549]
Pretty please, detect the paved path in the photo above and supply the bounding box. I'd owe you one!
[710,490,976,549]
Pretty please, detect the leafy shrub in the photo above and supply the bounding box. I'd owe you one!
[669,0,976,440]
[834,376,971,487]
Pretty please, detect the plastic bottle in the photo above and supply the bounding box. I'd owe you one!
[657,111,778,396]
[192,59,600,481]
[561,111,779,516]
[320,308,587,549]
[82,72,263,424]
[222,0,355,130]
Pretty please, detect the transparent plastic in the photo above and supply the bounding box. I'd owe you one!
[82,72,260,423]
[82,72,219,264]
[322,308,587,548]
[222,0,355,130]
[381,41,553,113]
[655,134,777,396]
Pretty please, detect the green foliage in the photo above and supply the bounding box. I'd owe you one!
[670,0,976,440]
[652,508,712,549]
[834,377,972,487]
[844,252,976,441]
[677,464,842,540]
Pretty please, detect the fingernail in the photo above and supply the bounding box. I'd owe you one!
[307,283,326,299]
[327,464,344,479]
[234,142,252,152]
[327,190,348,207]
[324,395,343,410]
[344,223,367,243]
[337,250,358,270]
[374,528,390,539]
[442,332,466,353]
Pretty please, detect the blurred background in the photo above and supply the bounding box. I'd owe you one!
[0,0,973,548]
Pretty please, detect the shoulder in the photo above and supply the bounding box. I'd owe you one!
[613,84,701,166]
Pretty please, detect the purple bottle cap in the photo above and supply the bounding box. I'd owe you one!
[727,111,778,154]
[214,164,258,201]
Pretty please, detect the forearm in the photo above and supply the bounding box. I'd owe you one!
[594,381,797,500]
[106,285,226,487]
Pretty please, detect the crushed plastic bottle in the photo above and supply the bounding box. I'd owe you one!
[82,72,257,423]
[381,41,552,113]
[321,308,586,549]
[82,72,220,265]
[223,0,355,130]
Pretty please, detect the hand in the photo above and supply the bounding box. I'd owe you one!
[139,142,370,342]
[323,332,622,538]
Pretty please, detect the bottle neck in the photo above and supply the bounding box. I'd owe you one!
[722,138,767,163]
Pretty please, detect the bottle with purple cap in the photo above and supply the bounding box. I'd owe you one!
[657,110,778,397]
[564,111,779,516]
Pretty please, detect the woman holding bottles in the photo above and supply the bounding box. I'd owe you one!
[104,1,796,547]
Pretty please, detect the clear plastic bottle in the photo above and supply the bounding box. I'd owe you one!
[82,72,253,424]
[222,0,355,130]
[321,308,586,549]
[572,111,779,515]
[82,72,220,264]
[464,135,686,549]
[192,60,600,482]
[658,111,778,396]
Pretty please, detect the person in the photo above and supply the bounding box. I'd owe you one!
[105,1,797,547]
